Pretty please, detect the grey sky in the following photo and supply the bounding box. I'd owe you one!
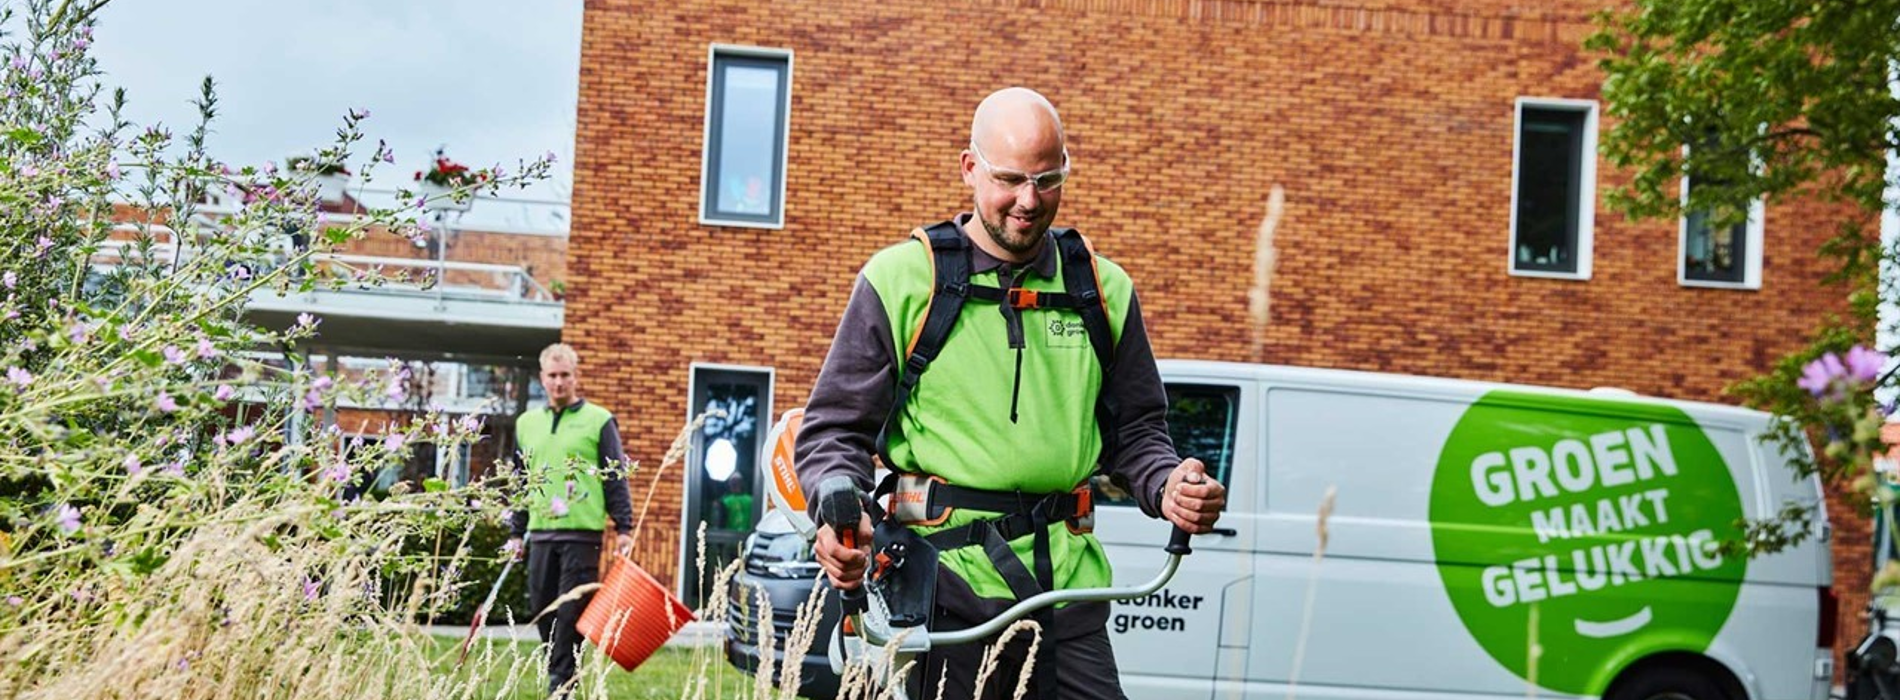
[90,1,582,232]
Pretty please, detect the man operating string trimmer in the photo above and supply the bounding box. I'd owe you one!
[796,87,1228,700]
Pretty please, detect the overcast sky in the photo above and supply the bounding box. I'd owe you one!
[90,1,583,232]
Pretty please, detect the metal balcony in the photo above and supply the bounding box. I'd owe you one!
[94,235,562,362]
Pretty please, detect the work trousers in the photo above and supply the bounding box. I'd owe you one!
[907,601,1128,700]
[527,539,601,695]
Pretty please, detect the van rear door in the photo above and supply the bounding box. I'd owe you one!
[1093,378,1258,700]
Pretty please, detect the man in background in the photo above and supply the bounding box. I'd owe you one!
[507,342,635,697]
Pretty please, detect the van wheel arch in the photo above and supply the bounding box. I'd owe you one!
[1604,653,1747,700]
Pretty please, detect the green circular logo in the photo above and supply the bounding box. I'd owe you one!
[1429,392,1746,694]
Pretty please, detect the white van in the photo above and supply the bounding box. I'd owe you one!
[1090,360,1835,700]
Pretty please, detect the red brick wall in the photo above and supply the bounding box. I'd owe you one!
[569,0,1871,653]
[1832,490,1874,670]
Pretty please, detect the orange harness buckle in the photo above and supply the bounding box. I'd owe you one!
[1006,287,1039,309]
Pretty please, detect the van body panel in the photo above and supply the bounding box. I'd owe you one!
[1096,377,1258,699]
[1708,580,1833,699]
[1205,679,1577,700]
[1095,361,1831,700]
[1246,554,1528,695]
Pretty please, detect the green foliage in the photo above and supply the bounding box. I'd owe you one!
[392,516,527,627]
[1589,0,1899,226]
[1590,0,1900,561]
[0,1,561,696]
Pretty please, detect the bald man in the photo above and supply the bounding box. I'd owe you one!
[797,88,1226,699]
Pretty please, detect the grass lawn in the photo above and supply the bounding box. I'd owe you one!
[426,634,770,699]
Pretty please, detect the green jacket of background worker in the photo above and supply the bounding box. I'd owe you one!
[506,343,636,697]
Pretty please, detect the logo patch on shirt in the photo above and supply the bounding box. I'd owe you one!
[1045,317,1089,348]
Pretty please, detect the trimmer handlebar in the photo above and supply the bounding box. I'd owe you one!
[816,476,864,547]
[851,524,1196,651]
[816,476,869,612]
[1165,524,1193,556]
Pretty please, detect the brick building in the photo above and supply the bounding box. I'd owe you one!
[567,0,1873,657]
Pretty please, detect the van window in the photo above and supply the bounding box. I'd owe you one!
[1093,383,1239,507]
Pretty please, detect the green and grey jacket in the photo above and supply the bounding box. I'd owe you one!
[509,399,636,543]
[796,214,1179,608]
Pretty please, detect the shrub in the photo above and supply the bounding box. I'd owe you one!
[0,2,554,697]
[393,516,527,627]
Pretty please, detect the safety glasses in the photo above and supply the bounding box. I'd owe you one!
[969,140,1069,193]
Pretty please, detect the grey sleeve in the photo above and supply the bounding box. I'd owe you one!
[1100,292,1180,518]
[598,417,635,534]
[794,275,895,516]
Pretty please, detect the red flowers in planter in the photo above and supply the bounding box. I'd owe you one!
[415,156,484,188]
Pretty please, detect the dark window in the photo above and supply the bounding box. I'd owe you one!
[684,366,769,608]
[1683,205,1748,283]
[1094,384,1240,507]
[1680,131,1754,286]
[1513,107,1588,274]
[702,50,790,227]
[465,364,503,399]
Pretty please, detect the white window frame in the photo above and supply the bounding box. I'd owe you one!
[1677,170,1765,291]
[698,44,793,230]
[1507,97,1599,281]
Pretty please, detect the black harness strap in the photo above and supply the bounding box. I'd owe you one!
[1053,228,1120,463]
[874,221,969,471]
[1029,502,1056,700]
[926,482,1088,520]
[935,495,1060,700]
[978,518,1046,602]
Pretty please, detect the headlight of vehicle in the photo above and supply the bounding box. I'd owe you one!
[763,560,822,578]
[759,532,809,562]
[746,531,816,577]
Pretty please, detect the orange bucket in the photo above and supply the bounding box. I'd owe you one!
[576,554,696,671]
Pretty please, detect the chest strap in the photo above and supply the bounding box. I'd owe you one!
[967,284,1090,311]
[884,473,1093,536]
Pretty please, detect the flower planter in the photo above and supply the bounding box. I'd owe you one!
[315,173,350,204]
[417,181,471,212]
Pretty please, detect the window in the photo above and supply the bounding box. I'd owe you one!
[700,45,792,229]
[462,363,524,413]
[1679,163,1764,289]
[1094,384,1240,507]
[681,364,773,608]
[1509,99,1598,279]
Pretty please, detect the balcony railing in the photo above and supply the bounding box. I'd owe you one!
[91,237,557,303]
